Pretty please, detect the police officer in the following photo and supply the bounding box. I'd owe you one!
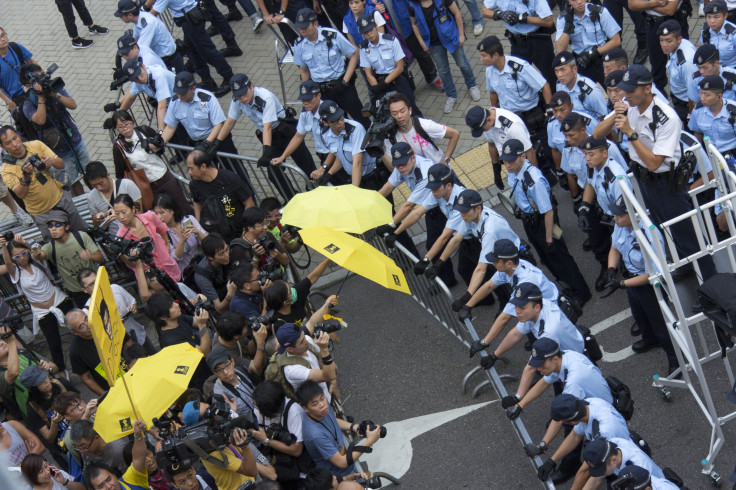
[547,91,597,189]
[614,64,718,283]
[465,105,534,190]
[700,0,736,68]
[357,14,420,115]
[553,52,608,121]
[501,139,592,306]
[659,20,697,126]
[114,0,185,73]
[481,0,556,87]
[582,438,666,487]
[116,32,165,71]
[117,58,175,131]
[601,47,628,79]
[687,44,736,104]
[689,75,736,156]
[147,0,233,96]
[293,8,370,128]
[555,0,622,86]
[584,136,632,219]
[617,465,681,490]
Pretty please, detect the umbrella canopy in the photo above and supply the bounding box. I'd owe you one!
[94,343,203,442]
[281,185,393,233]
[299,225,411,295]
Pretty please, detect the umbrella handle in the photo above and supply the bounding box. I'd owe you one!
[335,270,350,296]
[120,375,142,422]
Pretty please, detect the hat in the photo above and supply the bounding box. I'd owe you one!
[173,71,196,95]
[609,194,628,216]
[116,32,137,55]
[500,139,525,162]
[318,100,345,122]
[206,350,231,371]
[617,465,652,490]
[122,58,143,82]
[616,64,653,92]
[550,394,588,422]
[727,380,736,403]
[390,142,414,166]
[114,0,138,17]
[230,74,251,97]
[485,238,518,263]
[601,47,627,64]
[477,36,501,53]
[552,51,575,68]
[581,136,608,151]
[465,105,489,138]
[298,80,321,101]
[548,91,571,108]
[704,0,728,14]
[45,210,69,225]
[605,70,625,89]
[294,8,318,29]
[357,13,376,34]
[583,439,618,478]
[276,323,305,354]
[182,401,201,426]
[699,75,724,92]
[452,189,483,212]
[694,43,719,65]
[560,112,584,132]
[528,337,561,367]
[425,164,453,190]
[18,365,49,388]
[509,282,543,306]
[657,19,682,37]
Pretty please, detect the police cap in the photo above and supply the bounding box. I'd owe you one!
[604,70,625,89]
[583,439,619,478]
[615,64,653,92]
[657,19,682,37]
[425,164,453,189]
[485,238,518,263]
[552,51,575,68]
[528,337,561,367]
[357,13,376,34]
[294,8,318,29]
[704,0,728,15]
[617,465,653,490]
[452,189,483,212]
[114,0,139,17]
[390,142,414,166]
[699,74,725,92]
[318,100,345,122]
[694,43,719,65]
[581,136,608,151]
[297,80,321,100]
[548,91,571,108]
[560,112,584,132]
[230,74,252,97]
[465,105,489,138]
[477,36,501,53]
[500,139,525,161]
[550,394,589,422]
[601,47,627,64]
[116,32,137,55]
[173,71,196,95]
[122,58,143,82]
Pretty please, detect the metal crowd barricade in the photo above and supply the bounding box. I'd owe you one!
[368,236,555,490]
[617,135,736,485]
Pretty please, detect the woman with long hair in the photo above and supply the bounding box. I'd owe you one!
[21,453,84,490]
[153,193,207,273]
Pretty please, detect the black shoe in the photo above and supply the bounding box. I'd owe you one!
[633,46,648,65]
[198,77,218,92]
[207,24,219,37]
[219,45,243,57]
[691,298,703,313]
[671,262,694,282]
[550,466,578,485]
[226,6,243,21]
[492,163,505,190]
[582,238,591,251]
[594,263,608,292]
[213,80,231,98]
[630,322,641,336]
[632,339,660,353]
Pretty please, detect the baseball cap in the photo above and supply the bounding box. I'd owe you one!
[116,32,137,55]
[173,71,196,95]
[617,465,652,490]
[548,91,571,108]
[182,401,201,426]
[389,142,414,166]
[276,323,306,354]
[122,58,143,82]
[581,136,608,151]
[485,238,518,263]
[294,8,318,29]
[657,19,682,37]
[528,337,561,367]
[552,51,575,68]
[560,112,584,133]
[298,80,321,101]
[550,394,588,422]
[605,70,625,89]
[601,47,627,64]
[704,0,728,14]
[114,0,139,17]
[509,282,543,307]
[206,350,231,371]
[45,210,69,225]
[425,164,453,190]
[583,439,618,478]
[699,75,725,92]
[609,195,628,216]
[230,74,251,97]
[727,380,736,403]
[452,189,483,212]
[500,139,525,161]
[465,106,489,138]
[477,35,501,53]
[615,64,653,92]
[18,364,49,388]
[357,13,376,34]
[318,100,345,123]
[694,44,719,65]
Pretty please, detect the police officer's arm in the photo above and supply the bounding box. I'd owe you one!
[593,113,616,139]
[467,262,489,296]
[384,58,404,85]
[273,131,307,165]
[540,83,552,104]
[582,182,596,205]
[467,278,500,307]
[540,418,564,447]
[364,66,379,87]
[154,99,168,132]
[596,33,621,58]
[581,475,605,490]
[516,364,540,400]
[378,180,396,199]
[344,48,360,85]
[118,93,137,113]
[443,126,461,160]
[492,327,525,358]
[518,376,550,410]
[206,122,224,143]
[350,154,364,187]
[549,428,584,464]
[156,124,177,148]
[628,0,678,15]
[614,113,666,171]
[218,117,238,143]
[489,91,499,106]
[487,142,500,167]
[544,209,555,243]
[479,313,513,345]
[393,205,429,236]
[569,464,593,490]
[424,227,457,261]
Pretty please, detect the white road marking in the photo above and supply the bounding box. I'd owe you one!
[590,308,633,335]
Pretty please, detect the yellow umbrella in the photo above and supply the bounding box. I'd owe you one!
[94,343,203,442]
[281,185,393,233]
[300,225,411,295]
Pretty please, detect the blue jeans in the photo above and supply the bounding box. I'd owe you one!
[429,45,476,99]
[56,138,90,185]
[462,0,483,26]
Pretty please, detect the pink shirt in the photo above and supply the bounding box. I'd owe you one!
[117,211,182,281]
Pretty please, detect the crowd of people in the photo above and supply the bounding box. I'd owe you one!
[0,0,733,487]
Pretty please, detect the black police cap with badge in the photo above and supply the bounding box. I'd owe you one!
[694,43,719,66]
[560,112,584,133]
[601,47,627,64]
[230,74,251,98]
[583,439,619,478]
[704,0,728,15]
[604,69,625,89]
[390,142,414,166]
[452,189,483,212]
[476,35,501,54]
[173,71,196,95]
[550,393,589,422]
[485,238,519,263]
[117,32,137,55]
[114,0,139,17]
[609,194,628,216]
[425,163,453,189]
[122,58,143,83]
[656,19,682,37]
[318,100,345,123]
[548,91,571,108]
[358,13,376,34]
[500,139,525,161]
[615,64,653,92]
[528,337,561,367]
[294,8,318,29]
[699,74,725,92]
[509,282,543,307]
[552,51,575,68]
[297,80,321,101]
[581,135,607,151]
[465,105,489,138]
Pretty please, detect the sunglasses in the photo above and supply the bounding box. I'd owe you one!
[47,222,67,228]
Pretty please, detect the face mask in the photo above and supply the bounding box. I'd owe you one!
[290,287,298,304]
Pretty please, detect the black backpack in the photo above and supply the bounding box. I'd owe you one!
[699,273,736,350]
[199,191,241,241]
[606,376,634,421]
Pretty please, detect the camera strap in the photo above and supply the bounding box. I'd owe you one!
[182,434,230,468]
[0,43,24,75]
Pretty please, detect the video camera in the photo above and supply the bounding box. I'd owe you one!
[361,92,397,159]
[88,227,154,263]
[313,319,341,337]
[28,64,65,94]
[0,314,25,340]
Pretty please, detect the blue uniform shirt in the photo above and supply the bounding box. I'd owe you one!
[493,260,559,315]
[667,39,698,101]
[572,397,629,441]
[688,66,736,103]
[556,75,608,119]
[227,86,285,132]
[0,42,32,98]
[563,141,626,189]
[323,119,377,176]
[700,21,736,68]
[483,0,553,34]
[359,34,405,75]
[612,222,663,276]
[164,88,226,141]
[486,56,547,112]
[133,11,177,58]
[555,4,620,53]
[516,300,585,353]
[589,157,631,216]
[388,154,435,205]
[297,101,331,155]
[152,0,197,17]
[543,350,613,404]
[136,44,166,70]
[462,206,521,264]
[507,160,552,214]
[129,64,175,101]
[688,100,736,152]
[547,111,597,152]
[609,438,665,479]
[421,183,467,231]
[293,28,357,82]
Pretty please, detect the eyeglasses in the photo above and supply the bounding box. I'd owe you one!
[68,400,85,414]
[74,434,98,453]
[266,213,282,220]
[0,33,8,40]
[47,222,67,228]
[11,250,28,260]
[116,121,133,130]
[213,359,233,375]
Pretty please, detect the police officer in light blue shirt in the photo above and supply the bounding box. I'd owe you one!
[583,438,665,481]
[689,75,736,154]
[117,32,165,70]
[117,58,175,131]
[658,20,697,126]
[699,0,736,68]
[553,51,608,120]
[586,142,631,217]
[687,44,736,103]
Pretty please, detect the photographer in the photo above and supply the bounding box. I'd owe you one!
[208,351,261,416]
[19,63,90,196]
[115,57,176,132]
[81,419,149,490]
[264,257,332,326]
[193,233,237,313]
[210,310,268,371]
[262,197,302,254]
[229,264,269,324]
[0,126,85,241]
[231,207,289,272]
[86,161,142,235]
[153,194,207,273]
[135,260,200,303]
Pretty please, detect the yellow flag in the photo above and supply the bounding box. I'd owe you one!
[88,266,126,387]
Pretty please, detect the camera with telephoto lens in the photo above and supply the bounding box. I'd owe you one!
[361,92,397,158]
[28,64,65,94]
[313,319,341,337]
[0,314,25,340]
[255,234,276,253]
[265,423,297,445]
[192,298,215,316]
[357,420,387,439]
[247,310,275,331]
[354,477,382,489]
[257,267,282,286]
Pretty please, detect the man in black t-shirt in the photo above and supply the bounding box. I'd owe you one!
[187,149,255,243]
[194,233,237,313]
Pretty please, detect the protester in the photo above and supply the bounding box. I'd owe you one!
[153,193,207,273]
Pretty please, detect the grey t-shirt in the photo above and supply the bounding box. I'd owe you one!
[85,437,129,475]
[87,178,142,235]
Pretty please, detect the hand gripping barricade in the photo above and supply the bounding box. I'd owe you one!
[617,133,736,486]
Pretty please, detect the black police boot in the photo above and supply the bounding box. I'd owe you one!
[594,262,608,292]
[207,24,219,37]
[582,238,591,251]
[219,38,243,58]
[214,79,232,98]
[225,5,243,21]
[492,162,505,190]
[630,322,641,336]
[632,339,661,353]
[633,44,648,65]
[198,77,218,92]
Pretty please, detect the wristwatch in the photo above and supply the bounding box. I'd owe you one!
[264,438,270,446]
[628,132,639,141]
[538,441,547,450]
[278,9,284,14]
[444,157,451,165]
[321,163,329,170]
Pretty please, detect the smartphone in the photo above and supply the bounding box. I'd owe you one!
[28,238,40,251]
[182,217,192,228]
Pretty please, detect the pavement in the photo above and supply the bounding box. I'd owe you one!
[3,1,736,489]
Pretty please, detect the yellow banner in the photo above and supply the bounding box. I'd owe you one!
[88,266,126,387]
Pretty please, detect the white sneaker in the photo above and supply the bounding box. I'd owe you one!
[469,86,481,101]
[698,4,705,16]
[13,208,33,227]
[444,97,457,113]
[473,23,484,36]
[252,15,264,32]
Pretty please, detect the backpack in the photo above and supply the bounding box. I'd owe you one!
[606,376,634,421]
[264,343,323,401]
[199,185,242,240]
[269,399,314,482]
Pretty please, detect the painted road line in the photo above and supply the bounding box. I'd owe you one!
[590,308,633,336]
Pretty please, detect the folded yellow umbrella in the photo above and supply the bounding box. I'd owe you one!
[281,185,393,233]
[299,225,411,295]
[94,343,203,442]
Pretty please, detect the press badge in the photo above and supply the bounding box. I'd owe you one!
[438,12,448,22]
[340,446,347,455]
